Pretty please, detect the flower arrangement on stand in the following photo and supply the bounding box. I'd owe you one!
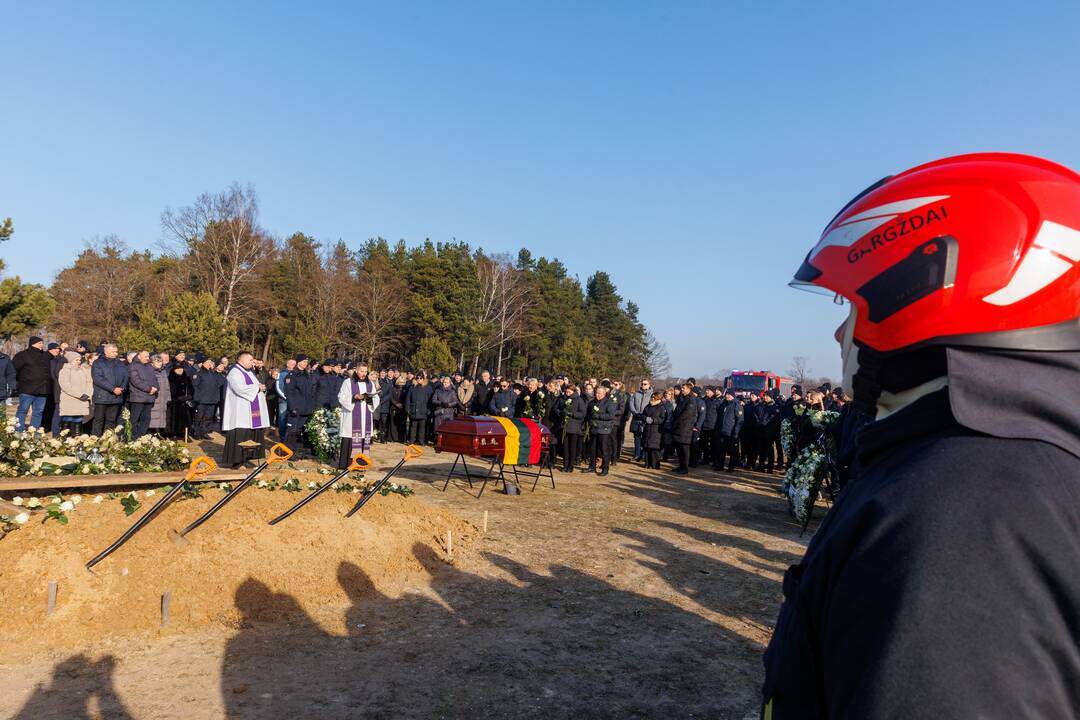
[780,409,840,525]
[304,407,342,463]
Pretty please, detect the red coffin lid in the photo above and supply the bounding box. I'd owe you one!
[437,415,551,436]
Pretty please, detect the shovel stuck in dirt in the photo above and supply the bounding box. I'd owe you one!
[266,452,373,526]
[170,442,293,546]
[85,455,217,573]
[345,444,424,518]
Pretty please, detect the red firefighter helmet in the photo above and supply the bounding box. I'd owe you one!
[794,153,1080,354]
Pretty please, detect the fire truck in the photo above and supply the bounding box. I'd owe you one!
[723,370,795,398]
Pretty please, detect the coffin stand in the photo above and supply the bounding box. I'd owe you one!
[435,415,554,498]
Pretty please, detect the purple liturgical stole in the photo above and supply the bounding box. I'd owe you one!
[239,368,265,428]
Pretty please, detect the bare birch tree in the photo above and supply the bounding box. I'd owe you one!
[161,183,270,319]
[472,253,533,376]
[352,252,410,365]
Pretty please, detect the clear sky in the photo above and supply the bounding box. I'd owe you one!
[3,2,1079,378]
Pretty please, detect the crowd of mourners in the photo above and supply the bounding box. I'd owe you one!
[0,334,854,479]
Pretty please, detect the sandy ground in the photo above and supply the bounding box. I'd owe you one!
[0,438,812,720]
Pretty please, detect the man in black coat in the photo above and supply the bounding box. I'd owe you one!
[472,370,495,415]
[699,387,719,464]
[44,342,65,435]
[739,393,760,468]
[753,394,781,473]
[12,336,52,431]
[314,360,340,410]
[375,369,395,443]
[282,356,315,450]
[405,374,434,445]
[90,343,129,436]
[488,379,516,418]
[670,383,698,474]
[191,356,226,439]
[688,387,707,467]
[584,384,617,475]
[712,388,744,472]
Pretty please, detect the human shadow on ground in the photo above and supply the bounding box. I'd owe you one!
[214,540,769,719]
[13,654,133,720]
[600,462,818,539]
[610,526,793,628]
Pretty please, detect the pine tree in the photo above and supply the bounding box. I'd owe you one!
[118,292,240,357]
[410,336,456,375]
[0,218,56,340]
[553,334,602,382]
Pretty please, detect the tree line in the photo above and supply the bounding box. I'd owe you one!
[3,184,670,381]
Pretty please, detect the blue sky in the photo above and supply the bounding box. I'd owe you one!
[3,2,1079,378]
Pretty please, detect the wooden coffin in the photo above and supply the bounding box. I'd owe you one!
[436,415,551,458]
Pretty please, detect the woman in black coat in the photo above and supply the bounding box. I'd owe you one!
[641,393,666,469]
[389,378,408,443]
[558,386,587,473]
[670,387,698,474]
[167,365,193,438]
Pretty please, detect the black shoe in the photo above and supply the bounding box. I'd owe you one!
[582,466,596,474]
[674,467,689,475]
[599,469,609,476]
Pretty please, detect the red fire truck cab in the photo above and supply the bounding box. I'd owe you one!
[724,370,794,398]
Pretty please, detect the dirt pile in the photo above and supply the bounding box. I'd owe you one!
[0,478,477,654]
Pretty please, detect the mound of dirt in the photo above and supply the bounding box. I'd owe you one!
[0,475,477,655]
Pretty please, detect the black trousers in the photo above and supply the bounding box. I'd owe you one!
[740,431,758,467]
[284,413,310,452]
[698,430,713,464]
[645,448,661,469]
[714,434,739,470]
[756,438,775,472]
[376,412,389,442]
[129,402,153,440]
[194,403,219,439]
[773,435,785,467]
[407,417,427,445]
[614,423,626,463]
[592,433,613,472]
[675,442,690,472]
[689,432,702,467]
[92,404,122,436]
[563,433,582,470]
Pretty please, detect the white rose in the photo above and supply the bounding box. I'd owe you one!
[93,495,104,504]
[257,480,267,488]
[59,500,74,511]
[13,512,29,525]
[11,496,23,506]
[10,440,18,449]
[145,489,156,498]
[70,495,82,504]
[308,481,317,489]
[27,498,41,508]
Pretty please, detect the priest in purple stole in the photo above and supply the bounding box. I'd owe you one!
[222,351,270,467]
[336,363,380,469]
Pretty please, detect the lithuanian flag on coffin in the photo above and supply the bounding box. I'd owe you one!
[491,417,543,465]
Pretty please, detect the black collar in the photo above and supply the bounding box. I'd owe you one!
[856,389,959,469]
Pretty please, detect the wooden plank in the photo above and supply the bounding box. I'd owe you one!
[0,471,249,492]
